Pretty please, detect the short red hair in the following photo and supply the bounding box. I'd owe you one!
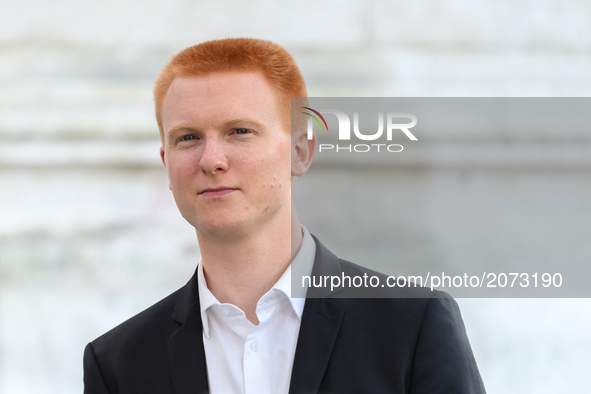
[154,38,308,141]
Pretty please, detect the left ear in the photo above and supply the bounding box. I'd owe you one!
[291,128,316,177]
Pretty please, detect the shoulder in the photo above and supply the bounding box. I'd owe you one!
[334,257,444,299]
[325,259,485,393]
[302,250,451,337]
[88,287,183,366]
[307,234,438,300]
[83,270,205,392]
[306,234,457,328]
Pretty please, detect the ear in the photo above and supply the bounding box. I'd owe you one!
[292,128,316,177]
[160,145,166,168]
[160,146,172,191]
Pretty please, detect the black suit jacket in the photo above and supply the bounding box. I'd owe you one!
[84,235,486,393]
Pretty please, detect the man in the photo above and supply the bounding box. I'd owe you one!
[84,38,486,393]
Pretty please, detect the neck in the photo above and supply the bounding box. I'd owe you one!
[197,200,303,324]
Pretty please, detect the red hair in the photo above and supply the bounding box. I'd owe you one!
[154,38,308,141]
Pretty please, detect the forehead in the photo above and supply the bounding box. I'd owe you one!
[161,71,282,132]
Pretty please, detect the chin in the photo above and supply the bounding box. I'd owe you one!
[192,216,250,239]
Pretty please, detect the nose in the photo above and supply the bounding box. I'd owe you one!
[199,136,228,175]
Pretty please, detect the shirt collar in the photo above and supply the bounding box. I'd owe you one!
[287,225,316,314]
[197,225,316,338]
[197,261,219,339]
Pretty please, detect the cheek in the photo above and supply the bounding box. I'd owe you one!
[167,157,197,188]
[260,150,292,191]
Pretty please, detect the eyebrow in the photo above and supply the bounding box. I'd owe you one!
[166,118,267,138]
[167,125,195,137]
[223,118,266,129]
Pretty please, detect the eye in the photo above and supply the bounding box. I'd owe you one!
[182,135,196,141]
[235,128,249,135]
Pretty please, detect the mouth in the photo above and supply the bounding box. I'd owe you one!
[199,187,238,197]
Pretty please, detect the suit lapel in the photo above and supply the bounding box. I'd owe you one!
[289,298,345,394]
[168,270,209,394]
[289,235,347,393]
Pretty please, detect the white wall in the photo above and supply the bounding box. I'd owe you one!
[1,1,591,393]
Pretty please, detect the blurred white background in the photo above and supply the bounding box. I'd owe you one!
[1,1,591,393]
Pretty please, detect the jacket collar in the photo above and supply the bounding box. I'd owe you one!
[168,271,209,394]
[304,234,347,298]
[289,234,346,393]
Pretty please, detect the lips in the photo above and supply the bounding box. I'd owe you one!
[199,187,238,197]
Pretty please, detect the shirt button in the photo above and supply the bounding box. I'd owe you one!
[251,342,260,352]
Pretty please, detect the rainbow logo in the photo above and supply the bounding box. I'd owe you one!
[302,107,329,131]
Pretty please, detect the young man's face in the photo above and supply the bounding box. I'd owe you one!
[160,71,292,239]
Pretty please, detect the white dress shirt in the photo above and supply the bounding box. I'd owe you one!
[198,226,316,394]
